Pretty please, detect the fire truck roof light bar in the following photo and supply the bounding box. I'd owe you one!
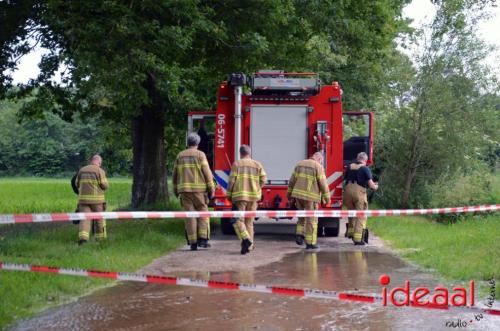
[249,97,309,102]
[254,72,318,77]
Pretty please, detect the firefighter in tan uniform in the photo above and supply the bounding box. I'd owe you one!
[76,155,108,245]
[287,152,330,250]
[173,133,215,251]
[227,145,267,255]
[344,152,378,245]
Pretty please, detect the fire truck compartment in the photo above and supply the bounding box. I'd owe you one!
[250,105,308,183]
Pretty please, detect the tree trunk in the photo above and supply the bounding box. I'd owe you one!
[131,73,168,208]
[401,167,417,209]
[401,104,424,209]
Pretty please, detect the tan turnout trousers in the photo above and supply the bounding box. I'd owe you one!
[179,192,210,244]
[232,200,257,242]
[343,183,356,237]
[295,199,318,245]
[343,183,368,242]
[78,203,106,241]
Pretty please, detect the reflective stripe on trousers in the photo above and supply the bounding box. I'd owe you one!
[232,200,257,242]
[179,192,210,244]
[78,203,106,240]
[344,183,368,242]
[294,199,318,245]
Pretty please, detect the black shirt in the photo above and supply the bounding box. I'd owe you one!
[356,165,373,188]
[345,162,373,188]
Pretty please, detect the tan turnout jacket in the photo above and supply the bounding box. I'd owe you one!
[287,158,330,204]
[173,148,215,195]
[227,156,267,202]
[76,164,108,204]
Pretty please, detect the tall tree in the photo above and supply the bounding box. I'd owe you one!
[1,0,409,207]
[377,0,499,208]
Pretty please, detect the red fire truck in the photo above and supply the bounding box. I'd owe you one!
[188,71,373,236]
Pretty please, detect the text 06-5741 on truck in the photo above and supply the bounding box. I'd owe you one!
[187,70,374,236]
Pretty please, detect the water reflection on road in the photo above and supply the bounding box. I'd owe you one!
[12,250,498,331]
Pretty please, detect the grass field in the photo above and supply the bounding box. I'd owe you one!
[369,175,500,298]
[0,178,186,329]
[369,214,499,296]
[0,177,132,213]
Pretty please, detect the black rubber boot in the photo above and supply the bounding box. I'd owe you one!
[197,238,211,248]
[190,243,198,251]
[354,241,365,246]
[241,238,253,255]
[363,229,369,244]
[295,235,305,246]
[305,244,320,250]
[78,239,87,246]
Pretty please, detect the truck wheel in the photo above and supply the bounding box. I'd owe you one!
[318,217,340,237]
[220,217,236,235]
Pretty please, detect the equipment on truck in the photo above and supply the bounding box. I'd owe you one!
[187,71,374,236]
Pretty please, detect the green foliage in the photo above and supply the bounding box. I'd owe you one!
[0,99,132,176]
[343,114,370,140]
[0,178,185,328]
[293,0,412,109]
[427,168,496,208]
[375,0,499,208]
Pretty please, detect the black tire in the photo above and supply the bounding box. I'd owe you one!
[220,217,236,235]
[318,217,340,237]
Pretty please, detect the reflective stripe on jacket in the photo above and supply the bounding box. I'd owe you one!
[227,157,267,202]
[173,148,215,194]
[76,164,108,204]
[288,158,329,204]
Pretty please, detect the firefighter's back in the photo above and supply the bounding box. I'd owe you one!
[289,159,324,202]
[77,164,107,204]
[229,157,266,202]
[175,148,211,193]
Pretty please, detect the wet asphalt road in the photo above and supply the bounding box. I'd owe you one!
[10,219,500,331]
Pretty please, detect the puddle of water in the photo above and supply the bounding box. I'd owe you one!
[11,251,498,331]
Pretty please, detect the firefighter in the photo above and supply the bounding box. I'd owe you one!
[287,152,330,250]
[344,161,360,239]
[227,145,267,255]
[343,152,378,245]
[76,154,108,245]
[173,133,215,251]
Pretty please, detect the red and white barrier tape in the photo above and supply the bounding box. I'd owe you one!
[0,204,498,225]
[0,261,498,316]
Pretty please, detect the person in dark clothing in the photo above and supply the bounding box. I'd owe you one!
[197,119,209,156]
[343,152,378,245]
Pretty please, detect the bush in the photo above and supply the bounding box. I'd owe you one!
[427,169,495,209]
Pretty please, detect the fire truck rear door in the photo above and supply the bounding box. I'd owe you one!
[342,112,374,166]
[187,111,216,169]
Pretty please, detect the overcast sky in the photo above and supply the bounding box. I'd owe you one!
[9,0,500,84]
